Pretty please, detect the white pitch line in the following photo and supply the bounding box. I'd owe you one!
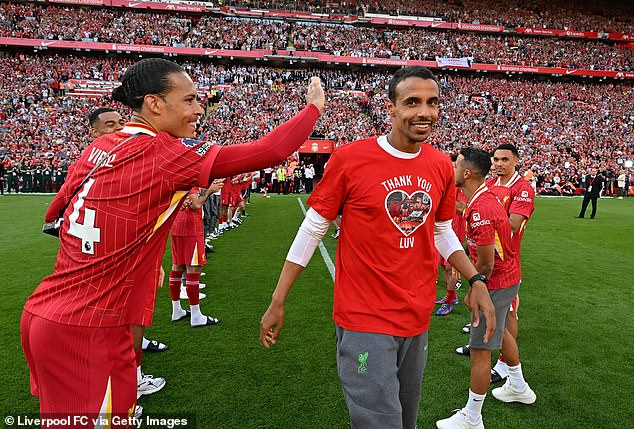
[296,198,335,281]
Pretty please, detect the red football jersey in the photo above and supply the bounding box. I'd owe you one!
[170,187,204,237]
[486,172,535,259]
[465,184,521,290]
[221,176,234,196]
[25,124,220,327]
[307,136,456,337]
[453,187,467,242]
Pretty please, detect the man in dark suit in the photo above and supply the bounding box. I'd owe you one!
[0,161,5,195]
[578,167,604,219]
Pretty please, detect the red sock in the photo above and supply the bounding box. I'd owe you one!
[219,216,226,224]
[186,272,201,305]
[135,349,142,367]
[498,353,506,364]
[447,290,457,303]
[169,270,183,301]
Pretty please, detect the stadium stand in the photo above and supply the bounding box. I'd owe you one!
[0,0,632,195]
[1,3,631,71]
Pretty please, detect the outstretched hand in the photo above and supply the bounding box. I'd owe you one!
[306,77,325,114]
[259,304,285,349]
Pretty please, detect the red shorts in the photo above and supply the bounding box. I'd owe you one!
[221,191,239,207]
[20,311,136,427]
[171,234,206,266]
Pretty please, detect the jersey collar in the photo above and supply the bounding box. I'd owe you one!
[467,182,489,209]
[121,122,158,137]
[377,135,421,159]
[495,171,521,188]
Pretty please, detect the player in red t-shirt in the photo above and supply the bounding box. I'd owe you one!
[218,175,239,230]
[21,58,324,425]
[230,172,254,222]
[435,182,468,316]
[259,66,495,429]
[169,182,223,327]
[486,144,535,383]
[455,145,536,367]
[437,147,536,429]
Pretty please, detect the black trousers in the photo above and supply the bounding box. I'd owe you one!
[579,193,598,218]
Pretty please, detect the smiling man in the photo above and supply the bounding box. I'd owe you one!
[260,66,496,429]
[22,58,324,425]
[89,107,126,138]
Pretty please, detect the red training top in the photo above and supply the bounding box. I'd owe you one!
[465,183,521,290]
[486,172,535,260]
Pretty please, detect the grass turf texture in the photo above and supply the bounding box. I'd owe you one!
[0,194,632,428]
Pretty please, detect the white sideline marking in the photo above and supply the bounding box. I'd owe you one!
[296,198,335,281]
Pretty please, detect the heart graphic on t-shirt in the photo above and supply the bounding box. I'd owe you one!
[385,190,433,236]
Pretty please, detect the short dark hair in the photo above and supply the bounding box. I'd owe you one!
[388,66,438,103]
[89,107,117,128]
[460,147,491,178]
[111,58,185,110]
[494,143,520,158]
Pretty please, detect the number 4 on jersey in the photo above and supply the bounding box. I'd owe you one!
[68,179,101,255]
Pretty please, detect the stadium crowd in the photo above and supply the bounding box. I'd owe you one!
[187,16,289,50]
[222,0,634,34]
[1,52,632,196]
[4,0,632,35]
[1,2,632,71]
[6,1,633,426]
[288,23,632,70]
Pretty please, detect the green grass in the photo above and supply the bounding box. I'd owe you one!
[0,194,632,428]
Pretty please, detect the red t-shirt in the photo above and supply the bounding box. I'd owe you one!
[453,187,467,242]
[465,184,521,290]
[221,176,234,196]
[486,172,535,259]
[170,187,203,237]
[231,176,245,194]
[307,136,455,337]
[25,124,220,327]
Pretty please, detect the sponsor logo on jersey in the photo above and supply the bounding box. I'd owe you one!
[470,218,492,228]
[469,212,491,229]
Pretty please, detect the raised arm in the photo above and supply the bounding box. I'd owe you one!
[210,77,325,179]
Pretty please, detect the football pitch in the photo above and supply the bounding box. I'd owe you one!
[0,194,632,429]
